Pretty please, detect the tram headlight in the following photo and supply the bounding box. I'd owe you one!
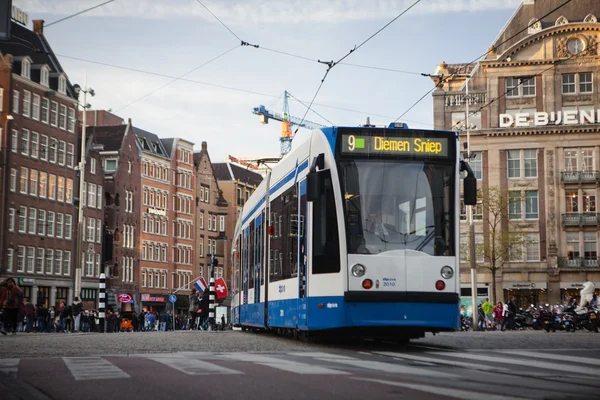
[441,266,454,279]
[351,264,366,277]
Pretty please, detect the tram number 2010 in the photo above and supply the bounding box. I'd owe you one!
[383,281,396,287]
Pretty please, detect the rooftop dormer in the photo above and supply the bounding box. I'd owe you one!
[31,64,51,87]
[13,56,33,79]
[50,72,67,95]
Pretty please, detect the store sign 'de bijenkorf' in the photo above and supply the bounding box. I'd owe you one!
[499,110,600,128]
[502,282,547,290]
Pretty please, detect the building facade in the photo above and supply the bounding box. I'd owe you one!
[194,143,229,288]
[432,0,600,307]
[0,19,79,308]
[91,118,142,313]
[213,161,263,288]
[162,137,195,313]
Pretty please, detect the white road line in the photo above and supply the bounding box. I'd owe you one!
[145,355,242,375]
[219,353,349,375]
[426,352,600,377]
[62,357,130,381]
[372,352,513,373]
[311,356,459,378]
[494,350,600,367]
[352,377,531,400]
[0,359,19,378]
[287,352,355,360]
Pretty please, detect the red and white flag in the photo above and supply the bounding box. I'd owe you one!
[215,277,228,300]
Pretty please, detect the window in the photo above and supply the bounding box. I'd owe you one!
[142,270,147,287]
[40,135,48,160]
[87,218,95,242]
[95,254,101,277]
[27,247,35,273]
[567,232,580,259]
[58,76,67,94]
[64,252,71,275]
[522,77,535,97]
[58,141,66,165]
[11,129,17,153]
[86,253,94,277]
[36,248,44,274]
[20,167,28,194]
[583,189,596,212]
[563,73,593,95]
[68,108,75,133]
[8,208,15,232]
[580,73,593,93]
[21,59,30,78]
[49,138,57,163]
[66,179,73,203]
[104,159,117,172]
[13,90,19,114]
[564,147,594,172]
[526,233,540,261]
[41,68,49,86]
[18,206,26,233]
[31,132,39,158]
[22,90,31,118]
[508,191,522,220]
[97,219,102,244]
[65,215,72,240]
[56,213,63,238]
[525,190,539,219]
[469,151,482,179]
[45,249,53,274]
[17,246,25,272]
[67,144,74,167]
[220,216,225,232]
[28,208,36,234]
[41,98,49,123]
[96,185,102,209]
[57,176,65,202]
[10,168,16,192]
[39,172,47,198]
[90,158,96,174]
[508,149,537,178]
[47,212,55,237]
[38,210,46,236]
[7,248,13,272]
[29,169,38,196]
[88,183,96,208]
[584,232,597,260]
[506,76,535,98]
[32,95,40,120]
[312,170,340,274]
[50,101,58,127]
[56,250,63,275]
[21,129,29,155]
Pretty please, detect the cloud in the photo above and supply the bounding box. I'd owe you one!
[20,0,523,25]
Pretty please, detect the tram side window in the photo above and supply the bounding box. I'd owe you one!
[270,197,284,282]
[312,170,341,274]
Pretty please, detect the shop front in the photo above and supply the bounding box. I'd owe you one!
[503,282,548,308]
[118,293,136,312]
[559,281,600,303]
[141,293,167,313]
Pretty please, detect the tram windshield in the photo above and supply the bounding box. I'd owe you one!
[338,159,455,256]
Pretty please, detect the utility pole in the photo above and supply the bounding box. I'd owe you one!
[73,73,94,300]
[465,71,479,330]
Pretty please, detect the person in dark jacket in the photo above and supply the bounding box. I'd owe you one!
[1,278,23,335]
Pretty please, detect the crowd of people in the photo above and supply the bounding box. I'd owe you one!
[1,278,226,335]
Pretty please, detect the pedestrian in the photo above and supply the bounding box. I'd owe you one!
[482,298,494,330]
[221,314,226,330]
[188,288,199,330]
[1,278,23,335]
[71,296,83,333]
[506,296,517,330]
[493,302,503,331]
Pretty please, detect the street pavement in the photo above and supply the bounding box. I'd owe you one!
[1,330,600,399]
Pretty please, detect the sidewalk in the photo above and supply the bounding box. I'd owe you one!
[0,372,52,400]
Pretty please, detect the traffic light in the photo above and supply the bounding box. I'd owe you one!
[212,257,219,267]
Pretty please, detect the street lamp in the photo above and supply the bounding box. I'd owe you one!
[73,73,95,300]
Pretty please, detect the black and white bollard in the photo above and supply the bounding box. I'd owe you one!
[99,273,106,333]
[208,277,215,330]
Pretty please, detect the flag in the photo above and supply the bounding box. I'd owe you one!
[194,277,208,294]
[215,277,228,300]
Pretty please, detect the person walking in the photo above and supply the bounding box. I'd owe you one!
[493,302,503,331]
[482,298,494,330]
[188,289,199,330]
[71,297,83,333]
[1,278,23,335]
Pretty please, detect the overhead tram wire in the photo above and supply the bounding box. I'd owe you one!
[45,0,117,27]
[393,0,574,122]
[196,0,243,42]
[287,92,335,126]
[295,0,423,132]
[115,44,240,113]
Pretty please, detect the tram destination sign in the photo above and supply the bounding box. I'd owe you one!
[341,134,448,157]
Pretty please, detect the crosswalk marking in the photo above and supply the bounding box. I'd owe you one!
[372,351,513,373]
[495,350,600,367]
[144,355,242,375]
[426,351,600,377]
[352,377,531,400]
[63,357,130,381]
[309,355,459,378]
[0,359,19,378]
[219,353,350,375]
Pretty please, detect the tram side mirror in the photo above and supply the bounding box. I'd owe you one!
[460,160,477,206]
[306,171,322,202]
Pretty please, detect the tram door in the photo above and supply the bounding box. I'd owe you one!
[242,227,250,320]
[254,214,262,303]
[297,181,308,328]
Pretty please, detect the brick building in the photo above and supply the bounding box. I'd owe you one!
[90,116,142,313]
[194,143,229,288]
[0,19,79,308]
[162,137,195,313]
[213,161,263,287]
[431,0,600,307]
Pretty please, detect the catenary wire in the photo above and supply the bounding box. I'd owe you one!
[115,45,240,113]
[287,90,335,126]
[45,0,117,27]
[294,0,423,131]
[393,0,574,122]
[196,0,243,42]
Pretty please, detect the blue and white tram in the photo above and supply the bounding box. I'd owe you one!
[230,122,477,340]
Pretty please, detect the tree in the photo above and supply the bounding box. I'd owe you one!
[461,186,528,304]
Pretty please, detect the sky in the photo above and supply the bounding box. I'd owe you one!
[15,0,523,162]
